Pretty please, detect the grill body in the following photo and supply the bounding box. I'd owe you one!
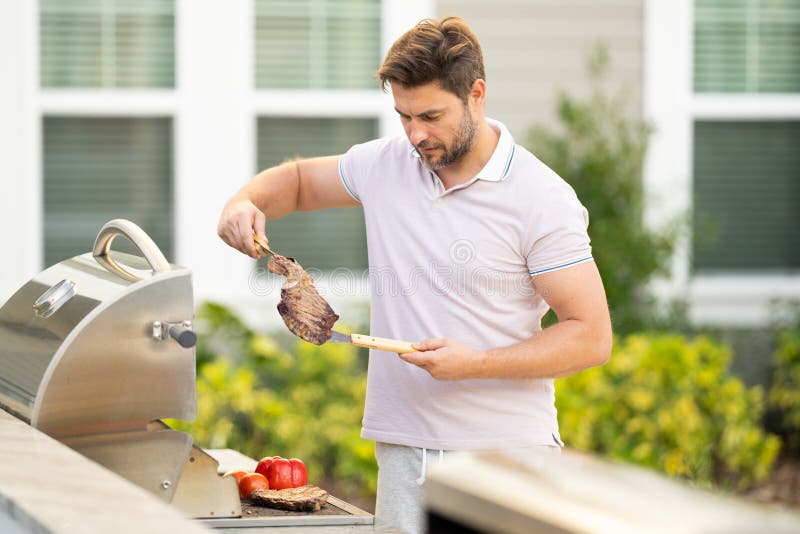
[0,220,239,518]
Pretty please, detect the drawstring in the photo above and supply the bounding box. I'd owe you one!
[415,447,445,485]
[415,448,427,485]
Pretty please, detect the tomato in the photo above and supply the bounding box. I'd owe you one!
[256,455,308,490]
[237,472,269,499]
[222,470,247,484]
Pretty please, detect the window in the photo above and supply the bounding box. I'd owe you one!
[254,0,381,89]
[18,0,423,306]
[39,1,176,266]
[40,0,175,88]
[693,120,800,271]
[42,117,174,266]
[691,0,800,273]
[256,117,377,270]
[694,0,800,93]
[253,1,384,272]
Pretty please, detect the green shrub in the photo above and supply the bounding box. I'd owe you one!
[526,46,681,334]
[767,329,800,452]
[557,334,781,490]
[168,302,377,500]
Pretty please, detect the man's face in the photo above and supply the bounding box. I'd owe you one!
[392,82,478,171]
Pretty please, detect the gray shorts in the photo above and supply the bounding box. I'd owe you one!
[374,442,561,534]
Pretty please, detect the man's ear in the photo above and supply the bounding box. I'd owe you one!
[469,79,487,109]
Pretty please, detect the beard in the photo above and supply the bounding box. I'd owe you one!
[416,108,478,171]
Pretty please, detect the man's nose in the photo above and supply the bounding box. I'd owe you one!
[408,123,429,146]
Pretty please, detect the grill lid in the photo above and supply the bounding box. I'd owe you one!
[0,219,196,437]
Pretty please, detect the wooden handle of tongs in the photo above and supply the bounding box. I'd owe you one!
[351,334,417,354]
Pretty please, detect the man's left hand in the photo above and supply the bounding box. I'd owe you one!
[399,338,486,380]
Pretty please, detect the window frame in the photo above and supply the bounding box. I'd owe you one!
[644,0,800,327]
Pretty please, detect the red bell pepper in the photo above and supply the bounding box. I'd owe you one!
[255,455,308,490]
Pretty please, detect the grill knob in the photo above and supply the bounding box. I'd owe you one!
[152,320,196,348]
[169,321,197,348]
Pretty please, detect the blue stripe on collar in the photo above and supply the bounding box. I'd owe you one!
[502,144,516,179]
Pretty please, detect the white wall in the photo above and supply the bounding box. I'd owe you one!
[0,1,39,303]
[174,0,257,308]
[436,0,644,139]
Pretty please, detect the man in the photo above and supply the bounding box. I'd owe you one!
[218,17,611,534]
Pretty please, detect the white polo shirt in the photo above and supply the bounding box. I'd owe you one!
[339,118,592,450]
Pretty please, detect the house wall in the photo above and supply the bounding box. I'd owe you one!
[436,0,644,138]
[2,0,795,330]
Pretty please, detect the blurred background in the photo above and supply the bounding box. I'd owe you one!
[0,0,798,513]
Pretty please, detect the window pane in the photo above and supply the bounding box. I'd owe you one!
[694,0,800,93]
[256,117,377,269]
[40,0,175,88]
[693,121,800,271]
[254,0,381,89]
[43,117,173,266]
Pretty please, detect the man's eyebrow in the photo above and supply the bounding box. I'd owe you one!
[394,107,446,118]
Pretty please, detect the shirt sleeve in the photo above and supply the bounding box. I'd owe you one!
[525,182,593,276]
[338,139,385,204]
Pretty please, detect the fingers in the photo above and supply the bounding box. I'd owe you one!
[252,210,269,260]
[412,338,448,351]
[398,350,428,367]
[217,200,267,259]
[217,217,244,254]
[401,338,447,366]
[253,210,268,246]
[237,218,259,259]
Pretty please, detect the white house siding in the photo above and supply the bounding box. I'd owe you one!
[435,0,644,139]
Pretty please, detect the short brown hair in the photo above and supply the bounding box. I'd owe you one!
[377,17,485,102]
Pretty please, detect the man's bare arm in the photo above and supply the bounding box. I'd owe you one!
[401,261,612,380]
[218,156,359,258]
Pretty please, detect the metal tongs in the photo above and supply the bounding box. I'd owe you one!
[254,236,295,263]
[253,236,415,353]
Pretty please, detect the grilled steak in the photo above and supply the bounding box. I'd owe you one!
[267,254,339,345]
[250,485,329,511]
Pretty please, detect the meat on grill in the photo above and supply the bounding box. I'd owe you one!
[250,485,329,512]
[267,254,339,345]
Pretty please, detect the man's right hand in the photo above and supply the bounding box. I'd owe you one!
[217,198,268,259]
[217,155,356,259]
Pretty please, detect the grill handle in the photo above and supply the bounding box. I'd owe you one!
[153,320,197,348]
[93,219,171,282]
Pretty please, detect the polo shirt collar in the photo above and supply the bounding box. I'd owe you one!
[476,118,516,182]
[409,117,516,182]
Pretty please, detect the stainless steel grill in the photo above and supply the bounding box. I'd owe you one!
[0,219,239,519]
[0,219,377,528]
